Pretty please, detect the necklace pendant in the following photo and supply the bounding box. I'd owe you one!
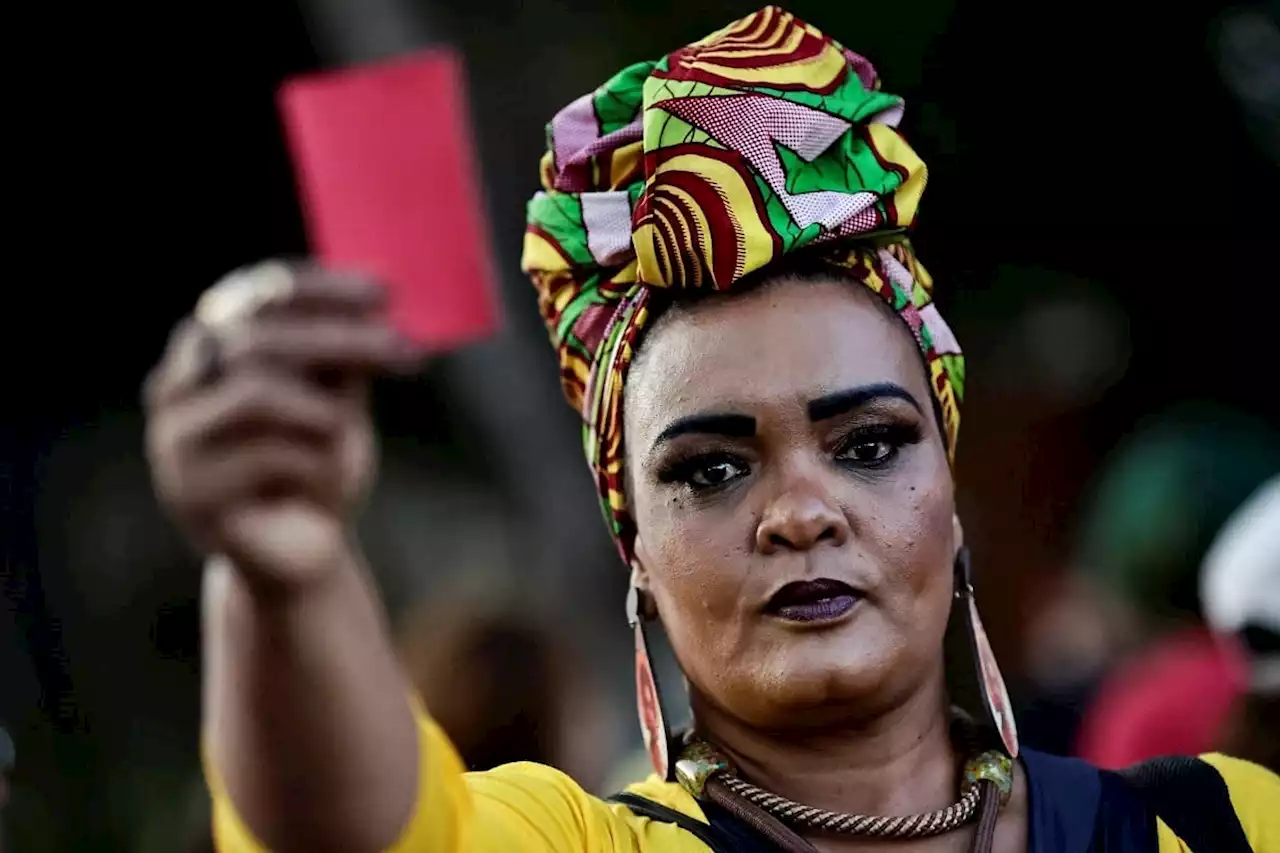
[962,750,1014,806]
[675,741,732,799]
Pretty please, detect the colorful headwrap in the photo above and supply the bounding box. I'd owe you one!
[522,6,965,562]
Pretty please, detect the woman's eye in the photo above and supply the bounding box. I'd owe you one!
[838,439,895,465]
[688,459,748,488]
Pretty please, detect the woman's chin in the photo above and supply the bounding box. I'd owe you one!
[743,657,901,725]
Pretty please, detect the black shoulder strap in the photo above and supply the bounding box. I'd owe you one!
[609,792,777,853]
[1115,756,1252,853]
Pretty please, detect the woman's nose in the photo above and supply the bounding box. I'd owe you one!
[755,483,850,554]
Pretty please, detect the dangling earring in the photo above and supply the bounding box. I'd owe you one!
[627,571,675,780]
[951,547,1020,758]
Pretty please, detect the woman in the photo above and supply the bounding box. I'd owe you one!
[143,7,1278,853]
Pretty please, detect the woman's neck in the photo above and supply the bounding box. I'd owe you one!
[692,676,961,818]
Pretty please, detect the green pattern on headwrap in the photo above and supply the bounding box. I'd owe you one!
[595,61,657,135]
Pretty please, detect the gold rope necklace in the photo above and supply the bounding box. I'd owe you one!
[672,740,1013,852]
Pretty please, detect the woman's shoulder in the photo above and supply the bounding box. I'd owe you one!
[461,762,712,851]
[1018,748,1116,852]
[468,763,703,818]
[474,763,709,826]
[1019,746,1278,853]
[376,707,713,853]
[1198,751,1280,791]
[1197,753,1280,846]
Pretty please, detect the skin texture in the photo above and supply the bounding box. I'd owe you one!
[627,276,1026,852]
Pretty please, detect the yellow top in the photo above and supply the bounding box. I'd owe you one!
[209,702,1280,852]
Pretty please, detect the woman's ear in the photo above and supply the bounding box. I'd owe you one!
[629,536,659,620]
[631,535,653,592]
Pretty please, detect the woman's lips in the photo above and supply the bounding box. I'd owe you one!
[765,579,862,623]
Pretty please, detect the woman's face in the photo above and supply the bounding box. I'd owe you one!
[625,276,958,729]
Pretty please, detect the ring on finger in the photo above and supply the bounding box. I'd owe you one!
[195,260,296,330]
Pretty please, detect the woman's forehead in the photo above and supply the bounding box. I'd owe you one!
[625,280,928,437]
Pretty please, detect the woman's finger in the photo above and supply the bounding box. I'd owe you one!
[143,318,221,408]
[219,318,422,374]
[262,266,389,318]
[198,263,386,325]
[150,368,345,463]
[145,262,419,410]
[166,436,339,522]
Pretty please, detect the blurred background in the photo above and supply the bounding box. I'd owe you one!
[2,0,1278,849]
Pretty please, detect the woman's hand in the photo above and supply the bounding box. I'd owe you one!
[145,262,421,592]
[144,262,427,852]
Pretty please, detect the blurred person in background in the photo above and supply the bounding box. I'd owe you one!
[1063,408,1280,768]
[143,8,1278,853]
[1202,475,1280,773]
[396,592,613,788]
[1073,406,1280,630]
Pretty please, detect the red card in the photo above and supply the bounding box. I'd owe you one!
[278,49,500,348]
